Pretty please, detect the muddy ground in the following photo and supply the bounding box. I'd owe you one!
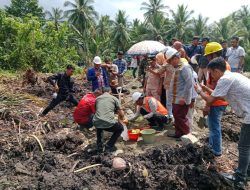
[0,72,244,190]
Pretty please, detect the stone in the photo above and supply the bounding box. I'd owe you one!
[181,134,198,145]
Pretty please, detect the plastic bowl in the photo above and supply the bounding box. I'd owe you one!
[128,129,140,141]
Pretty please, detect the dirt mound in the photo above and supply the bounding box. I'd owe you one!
[1,140,233,190]
[222,112,241,142]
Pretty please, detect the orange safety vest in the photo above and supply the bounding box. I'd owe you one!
[144,97,168,115]
[207,62,231,106]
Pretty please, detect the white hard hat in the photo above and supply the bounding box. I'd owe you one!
[93,56,102,64]
[132,92,142,103]
[165,47,178,60]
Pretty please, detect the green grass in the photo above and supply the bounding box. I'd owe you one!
[0,69,19,78]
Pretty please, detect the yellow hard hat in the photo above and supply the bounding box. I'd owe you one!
[204,42,223,56]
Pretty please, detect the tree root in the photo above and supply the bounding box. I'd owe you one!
[30,135,44,152]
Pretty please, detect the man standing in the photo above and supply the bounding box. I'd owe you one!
[173,41,187,58]
[87,56,109,92]
[130,92,168,130]
[226,36,246,72]
[198,37,210,84]
[113,51,127,86]
[195,57,250,190]
[166,48,193,138]
[93,87,124,152]
[138,55,148,87]
[103,57,118,85]
[221,40,228,59]
[148,53,175,119]
[73,90,102,130]
[40,65,78,116]
[201,42,230,156]
[144,55,163,101]
[130,56,139,79]
[186,36,203,71]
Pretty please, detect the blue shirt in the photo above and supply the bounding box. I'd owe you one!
[87,67,109,91]
[113,58,127,74]
[186,45,203,58]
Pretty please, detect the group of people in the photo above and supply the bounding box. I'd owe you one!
[39,35,249,189]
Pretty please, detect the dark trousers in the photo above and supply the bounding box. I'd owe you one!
[140,108,168,128]
[42,94,78,115]
[79,115,94,130]
[160,86,166,108]
[173,104,190,137]
[96,122,124,147]
[236,124,250,180]
[132,68,137,78]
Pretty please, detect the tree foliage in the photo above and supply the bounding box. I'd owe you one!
[5,0,44,19]
[0,0,249,72]
[45,8,64,31]
[0,12,79,72]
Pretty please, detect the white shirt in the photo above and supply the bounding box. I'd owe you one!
[129,97,158,121]
[192,71,198,99]
[212,71,250,124]
[226,46,245,69]
[130,58,138,68]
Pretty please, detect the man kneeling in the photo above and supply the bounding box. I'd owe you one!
[73,89,102,130]
[129,92,169,130]
[93,87,124,152]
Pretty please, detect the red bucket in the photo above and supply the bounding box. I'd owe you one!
[128,129,140,141]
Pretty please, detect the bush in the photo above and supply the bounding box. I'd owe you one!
[244,54,250,72]
[0,13,79,73]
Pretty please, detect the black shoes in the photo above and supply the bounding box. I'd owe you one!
[221,173,246,190]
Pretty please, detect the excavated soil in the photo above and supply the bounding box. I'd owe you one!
[221,112,242,142]
[0,72,246,190]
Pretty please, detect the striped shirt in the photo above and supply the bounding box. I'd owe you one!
[113,59,127,75]
[169,61,193,105]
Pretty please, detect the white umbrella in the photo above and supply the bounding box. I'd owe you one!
[127,40,167,56]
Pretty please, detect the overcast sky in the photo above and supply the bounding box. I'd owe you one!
[0,0,249,23]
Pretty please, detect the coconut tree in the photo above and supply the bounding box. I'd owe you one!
[112,10,131,51]
[64,0,98,34]
[130,19,148,43]
[64,0,98,63]
[232,5,250,50]
[140,0,168,21]
[192,14,209,37]
[45,8,64,30]
[92,15,114,55]
[144,13,170,41]
[96,15,113,39]
[208,16,239,42]
[169,4,194,42]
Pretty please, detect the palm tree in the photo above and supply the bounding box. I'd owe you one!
[140,0,168,21]
[45,8,64,30]
[208,16,238,41]
[96,15,113,39]
[93,15,113,55]
[130,19,148,43]
[169,4,194,42]
[64,0,98,34]
[112,10,131,51]
[144,13,170,41]
[64,0,98,64]
[232,5,250,51]
[192,14,209,37]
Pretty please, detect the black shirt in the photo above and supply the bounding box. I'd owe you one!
[48,72,74,95]
[199,47,209,68]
